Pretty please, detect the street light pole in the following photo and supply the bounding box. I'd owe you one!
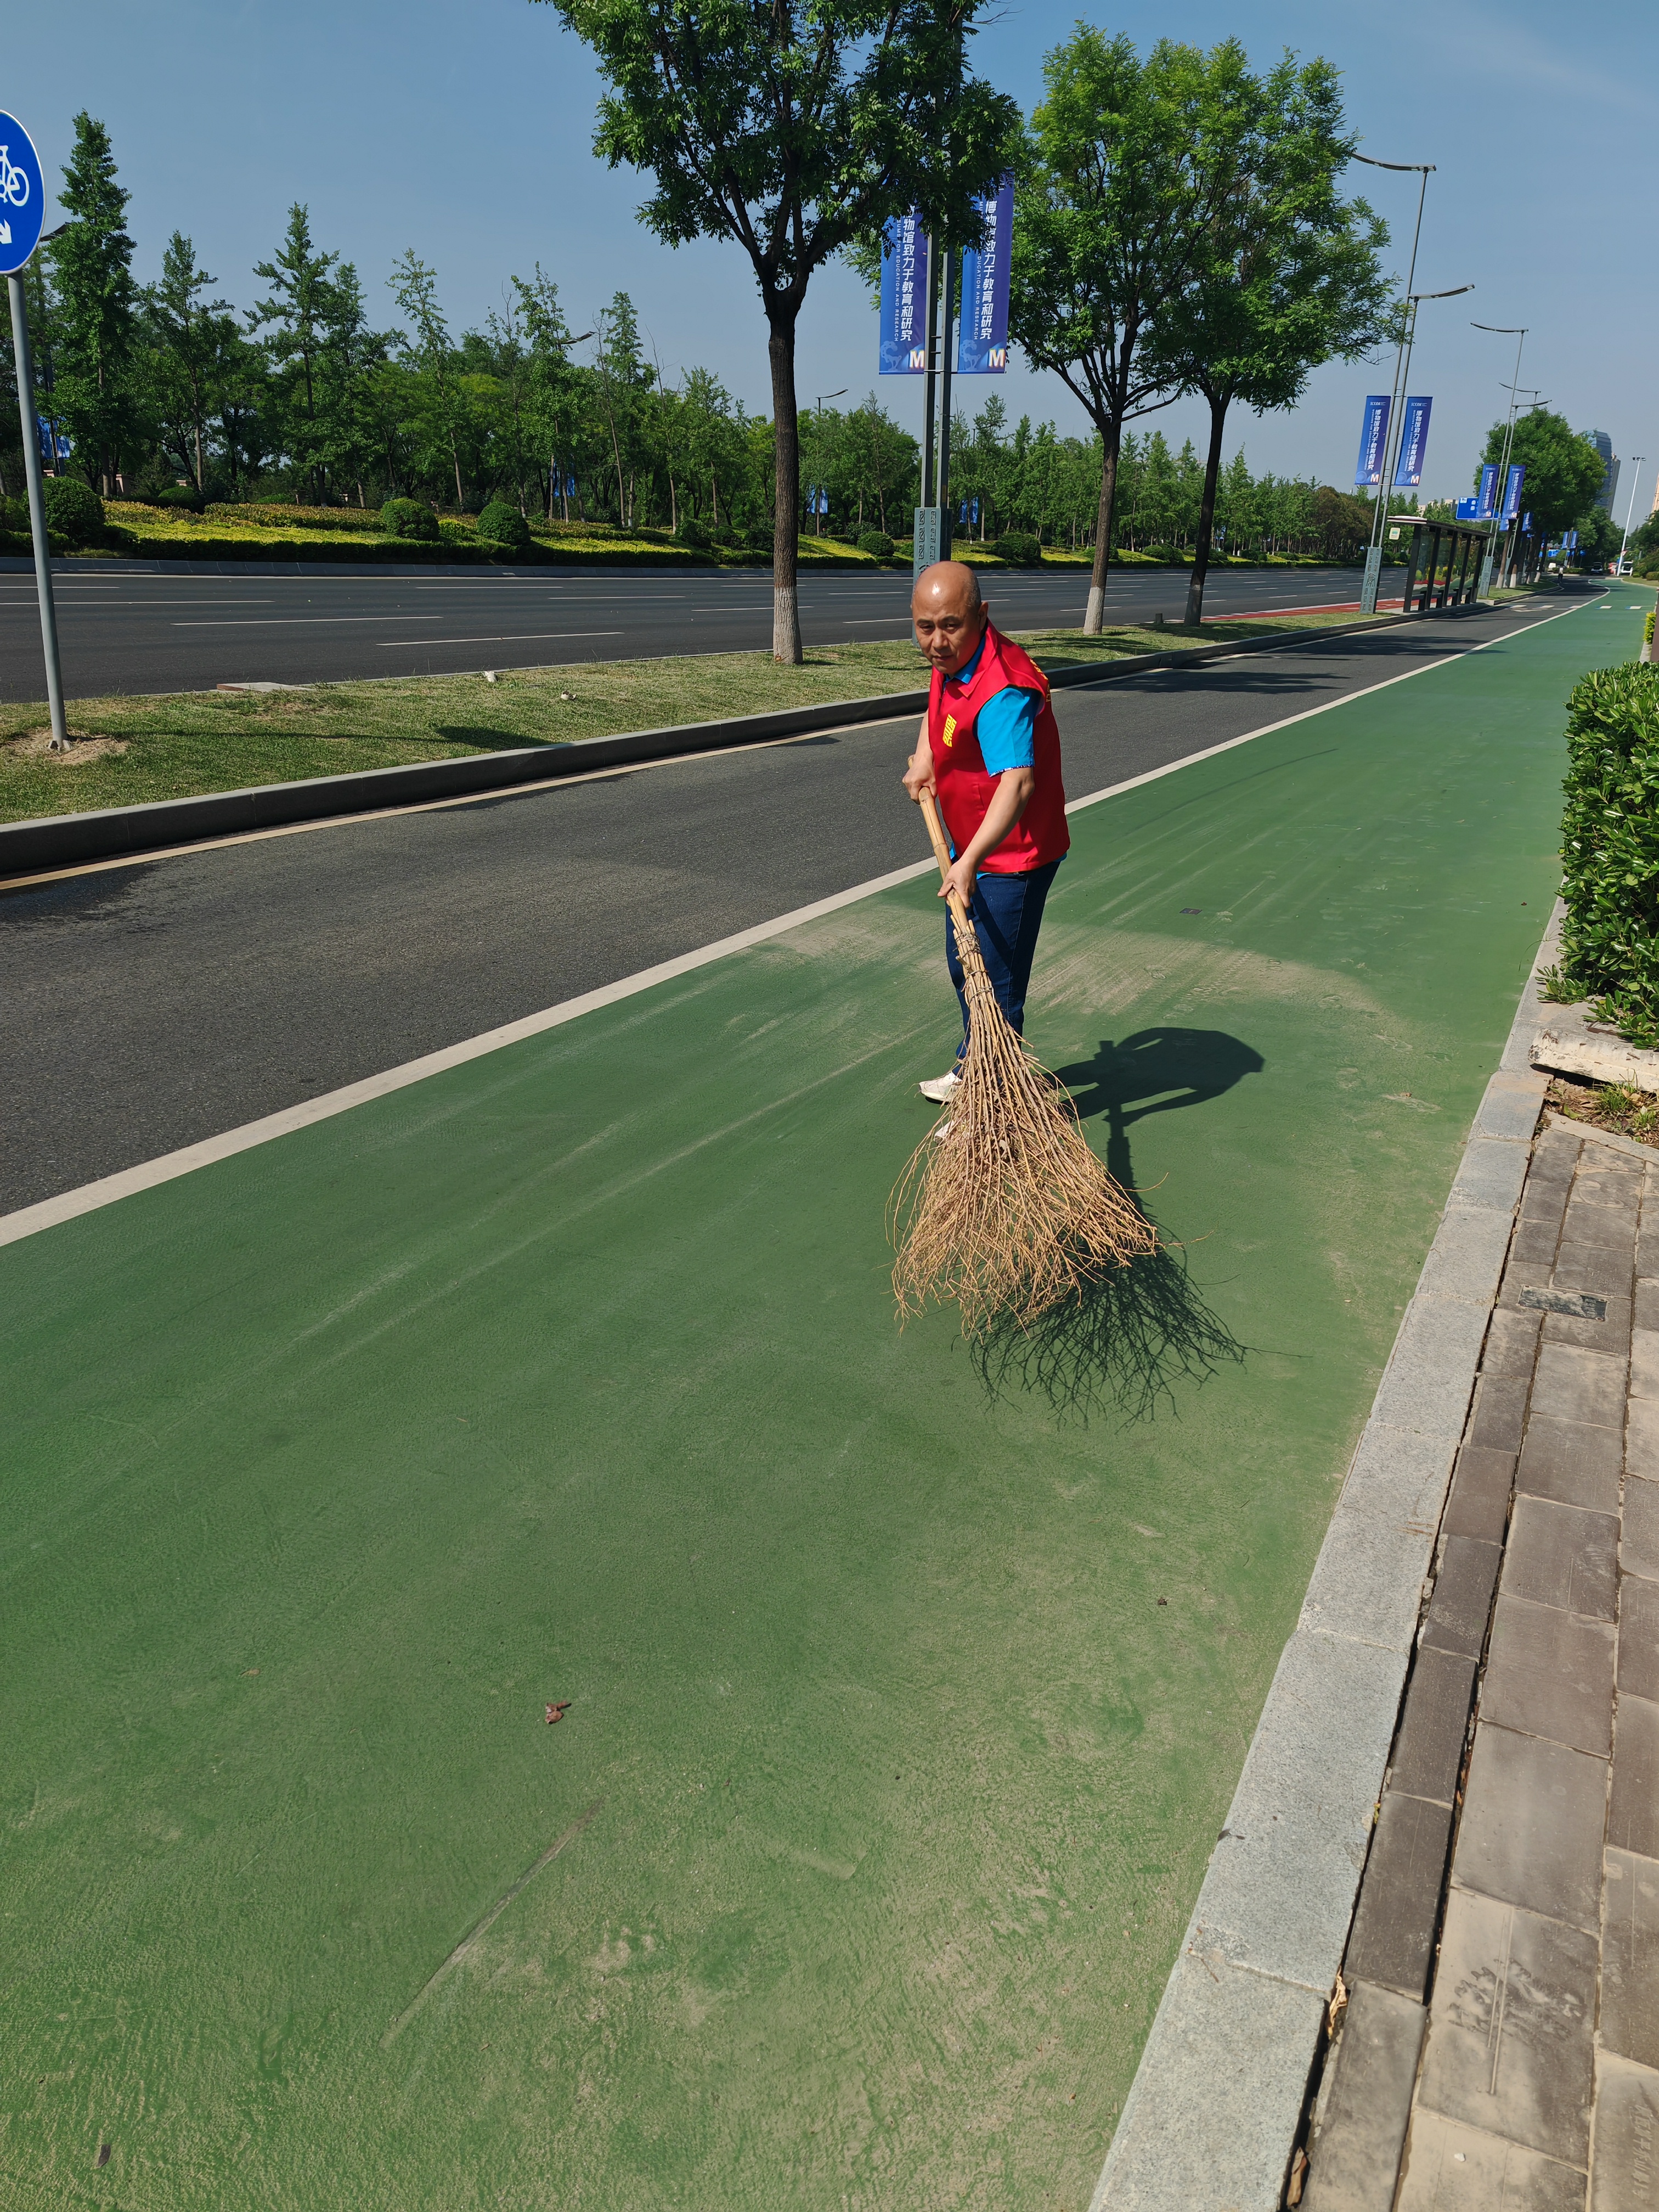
[1362,283,1474,609]
[1471,324,1527,596]
[1617,454,1647,577]
[7,273,68,752]
[1495,388,1545,585]
[810,390,847,534]
[1353,154,1432,614]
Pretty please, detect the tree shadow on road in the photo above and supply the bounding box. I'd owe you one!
[972,1027,1264,1426]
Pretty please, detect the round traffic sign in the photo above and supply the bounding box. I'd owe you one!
[0,112,47,277]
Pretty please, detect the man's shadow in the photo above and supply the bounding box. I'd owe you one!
[972,1029,1265,1426]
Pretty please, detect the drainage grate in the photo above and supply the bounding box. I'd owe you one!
[1516,1286,1606,1319]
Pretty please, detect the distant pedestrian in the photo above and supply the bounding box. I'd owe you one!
[901,560,1070,1101]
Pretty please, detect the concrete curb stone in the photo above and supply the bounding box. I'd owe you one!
[1090,906,1561,2212]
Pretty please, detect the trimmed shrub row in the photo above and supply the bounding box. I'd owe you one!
[1553,661,1659,1043]
[206,501,389,533]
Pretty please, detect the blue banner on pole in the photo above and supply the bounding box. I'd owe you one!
[1476,462,1499,521]
[1522,511,1532,532]
[1392,396,1432,488]
[1503,464,1526,522]
[957,174,1013,375]
[1353,395,1391,488]
[878,213,929,376]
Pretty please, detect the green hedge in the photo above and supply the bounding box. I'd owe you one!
[1554,661,1659,1043]
[206,501,388,533]
[101,532,718,568]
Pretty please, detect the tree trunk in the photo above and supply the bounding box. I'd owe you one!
[1082,415,1124,635]
[1184,392,1229,629]
[768,311,802,664]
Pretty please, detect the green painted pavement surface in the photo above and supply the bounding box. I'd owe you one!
[1,598,1639,2209]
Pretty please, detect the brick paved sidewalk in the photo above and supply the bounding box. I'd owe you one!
[1305,1114,1659,2210]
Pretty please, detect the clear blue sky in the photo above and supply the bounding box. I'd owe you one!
[10,0,1655,515]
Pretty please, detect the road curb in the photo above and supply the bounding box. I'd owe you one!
[1089,904,1562,2212]
[0,602,1485,878]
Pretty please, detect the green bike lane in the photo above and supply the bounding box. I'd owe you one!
[0,595,1639,2209]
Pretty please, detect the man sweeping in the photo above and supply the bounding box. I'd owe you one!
[901,560,1070,1103]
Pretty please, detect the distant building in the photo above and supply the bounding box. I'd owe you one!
[1588,430,1620,514]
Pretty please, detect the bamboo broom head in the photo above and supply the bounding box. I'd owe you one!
[889,908,1159,1335]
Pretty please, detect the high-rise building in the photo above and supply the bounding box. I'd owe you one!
[1588,429,1621,514]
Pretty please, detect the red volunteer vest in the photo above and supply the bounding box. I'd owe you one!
[927,622,1070,874]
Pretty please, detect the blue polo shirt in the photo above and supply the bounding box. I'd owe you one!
[945,630,1039,774]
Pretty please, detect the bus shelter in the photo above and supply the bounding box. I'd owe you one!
[1386,517,1489,612]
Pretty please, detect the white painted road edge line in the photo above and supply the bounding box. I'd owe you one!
[1088,896,1565,2211]
[0,600,1588,1252]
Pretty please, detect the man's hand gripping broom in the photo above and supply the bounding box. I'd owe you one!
[889,791,1158,1333]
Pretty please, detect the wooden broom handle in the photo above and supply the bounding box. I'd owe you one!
[918,789,973,928]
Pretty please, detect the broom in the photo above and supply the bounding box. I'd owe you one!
[890,789,1159,1333]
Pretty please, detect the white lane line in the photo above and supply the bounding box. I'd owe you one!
[375,630,626,647]
[409,587,691,597]
[174,614,449,629]
[72,600,280,608]
[0,600,1584,1250]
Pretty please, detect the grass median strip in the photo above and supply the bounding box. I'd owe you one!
[0,612,1386,826]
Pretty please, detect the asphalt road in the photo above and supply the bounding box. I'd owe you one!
[0,594,1576,1218]
[0,557,1380,700]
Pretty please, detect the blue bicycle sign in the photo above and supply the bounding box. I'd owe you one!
[0,113,46,276]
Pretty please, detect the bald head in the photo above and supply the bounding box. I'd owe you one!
[911,560,987,675]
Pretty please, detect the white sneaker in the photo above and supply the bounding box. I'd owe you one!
[918,1069,962,1103]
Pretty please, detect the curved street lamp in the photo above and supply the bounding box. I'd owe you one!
[1618,456,1647,577]
[1471,323,1528,591]
[1351,155,1463,610]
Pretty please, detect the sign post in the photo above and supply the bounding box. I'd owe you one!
[1,112,66,751]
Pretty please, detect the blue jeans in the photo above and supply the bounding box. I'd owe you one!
[944,858,1062,1058]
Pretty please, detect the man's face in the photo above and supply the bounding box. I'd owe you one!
[911,565,986,675]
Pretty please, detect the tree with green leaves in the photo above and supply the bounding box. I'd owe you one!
[1141,50,1391,624]
[589,292,654,526]
[211,317,273,493]
[509,268,591,521]
[676,367,747,532]
[1009,33,1234,631]
[252,207,344,501]
[145,233,236,491]
[48,113,144,495]
[388,251,470,510]
[843,393,917,534]
[545,0,1017,661]
[1479,410,1606,559]
[315,262,395,506]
